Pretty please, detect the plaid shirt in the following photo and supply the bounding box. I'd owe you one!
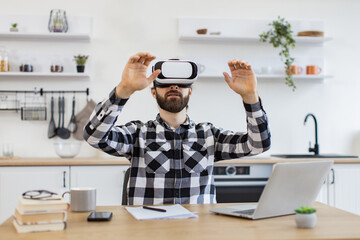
[84,88,271,205]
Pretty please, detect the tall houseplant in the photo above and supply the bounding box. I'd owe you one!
[259,16,296,91]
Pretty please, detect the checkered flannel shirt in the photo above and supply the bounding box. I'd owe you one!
[84,88,271,205]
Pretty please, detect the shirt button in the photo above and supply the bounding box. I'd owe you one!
[175,191,179,197]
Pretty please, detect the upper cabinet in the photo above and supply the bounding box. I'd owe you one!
[178,17,333,82]
[0,14,92,80]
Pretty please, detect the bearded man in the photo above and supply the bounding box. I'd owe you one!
[84,52,271,205]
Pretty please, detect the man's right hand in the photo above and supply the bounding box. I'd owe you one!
[116,52,161,98]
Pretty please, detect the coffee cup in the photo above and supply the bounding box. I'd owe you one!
[306,65,322,75]
[62,187,96,212]
[261,66,272,74]
[198,64,206,74]
[287,65,303,75]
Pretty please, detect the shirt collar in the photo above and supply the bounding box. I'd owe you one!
[156,114,195,129]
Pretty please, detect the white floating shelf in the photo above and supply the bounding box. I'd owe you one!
[179,35,332,44]
[0,15,92,41]
[179,17,332,45]
[0,72,90,79]
[199,74,333,81]
[0,32,90,41]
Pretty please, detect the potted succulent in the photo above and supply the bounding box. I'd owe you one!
[294,206,317,228]
[10,23,19,32]
[74,55,89,73]
[259,16,296,91]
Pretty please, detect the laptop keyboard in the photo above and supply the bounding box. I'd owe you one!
[233,209,255,216]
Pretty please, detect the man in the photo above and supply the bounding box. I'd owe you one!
[84,52,271,205]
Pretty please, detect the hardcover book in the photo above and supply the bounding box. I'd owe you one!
[14,208,67,225]
[17,195,69,213]
[12,218,66,233]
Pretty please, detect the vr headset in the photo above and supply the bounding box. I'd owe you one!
[152,59,198,88]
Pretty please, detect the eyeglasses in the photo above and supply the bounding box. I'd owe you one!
[22,190,61,200]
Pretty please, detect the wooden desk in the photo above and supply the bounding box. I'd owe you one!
[1,202,360,239]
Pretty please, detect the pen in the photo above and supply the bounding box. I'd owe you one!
[143,206,167,212]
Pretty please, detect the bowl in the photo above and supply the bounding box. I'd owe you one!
[54,141,81,158]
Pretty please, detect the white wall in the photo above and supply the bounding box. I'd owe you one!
[0,0,359,158]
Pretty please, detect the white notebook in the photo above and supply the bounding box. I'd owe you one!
[125,204,198,220]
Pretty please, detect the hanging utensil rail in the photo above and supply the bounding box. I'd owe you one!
[0,88,89,96]
[0,88,89,111]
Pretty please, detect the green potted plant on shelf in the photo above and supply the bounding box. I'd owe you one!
[259,16,296,91]
[10,23,18,32]
[74,55,89,73]
[294,206,317,228]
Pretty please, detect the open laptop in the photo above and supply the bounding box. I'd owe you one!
[210,161,333,220]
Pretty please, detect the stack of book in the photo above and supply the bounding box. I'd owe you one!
[12,195,69,233]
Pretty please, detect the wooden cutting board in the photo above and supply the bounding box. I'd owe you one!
[297,31,324,37]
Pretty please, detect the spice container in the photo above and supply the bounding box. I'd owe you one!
[0,49,10,72]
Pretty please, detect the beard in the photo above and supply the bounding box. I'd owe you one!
[155,89,190,113]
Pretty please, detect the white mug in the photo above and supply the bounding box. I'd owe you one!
[62,187,96,212]
[261,66,272,74]
[198,64,206,74]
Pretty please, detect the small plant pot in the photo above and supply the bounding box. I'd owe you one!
[76,65,85,73]
[10,27,18,32]
[295,213,317,228]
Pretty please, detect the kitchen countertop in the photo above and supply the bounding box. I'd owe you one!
[0,156,360,166]
[2,202,360,239]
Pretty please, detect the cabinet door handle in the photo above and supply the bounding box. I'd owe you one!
[330,168,335,184]
[63,171,66,188]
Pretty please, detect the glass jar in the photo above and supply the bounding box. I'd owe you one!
[0,50,10,72]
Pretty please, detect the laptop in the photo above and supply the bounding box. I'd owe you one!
[210,161,333,219]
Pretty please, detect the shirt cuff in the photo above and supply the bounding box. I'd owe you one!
[243,97,265,118]
[108,88,129,106]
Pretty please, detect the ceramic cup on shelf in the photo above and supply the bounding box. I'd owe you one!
[306,65,322,75]
[198,64,206,74]
[287,65,303,75]
[261,66,272,75]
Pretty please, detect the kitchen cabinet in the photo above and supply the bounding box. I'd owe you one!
[327,164,360,215]
[315,180,329,205]
[70,166,129,206]
[0,165,129,224]
[0,166,69,224]
[178,17,332,82]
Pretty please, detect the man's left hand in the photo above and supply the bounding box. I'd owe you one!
[223,59,259,104]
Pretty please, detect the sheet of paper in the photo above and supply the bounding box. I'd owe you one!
[125,204,198,220]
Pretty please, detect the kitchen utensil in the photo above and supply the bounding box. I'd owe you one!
[47,96,56,138]
[67,96,77,133]
[57,96,70,139]
[55,96,61,134]
[53,141,81,158]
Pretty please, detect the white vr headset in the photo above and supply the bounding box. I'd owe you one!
[152,59,198,87]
